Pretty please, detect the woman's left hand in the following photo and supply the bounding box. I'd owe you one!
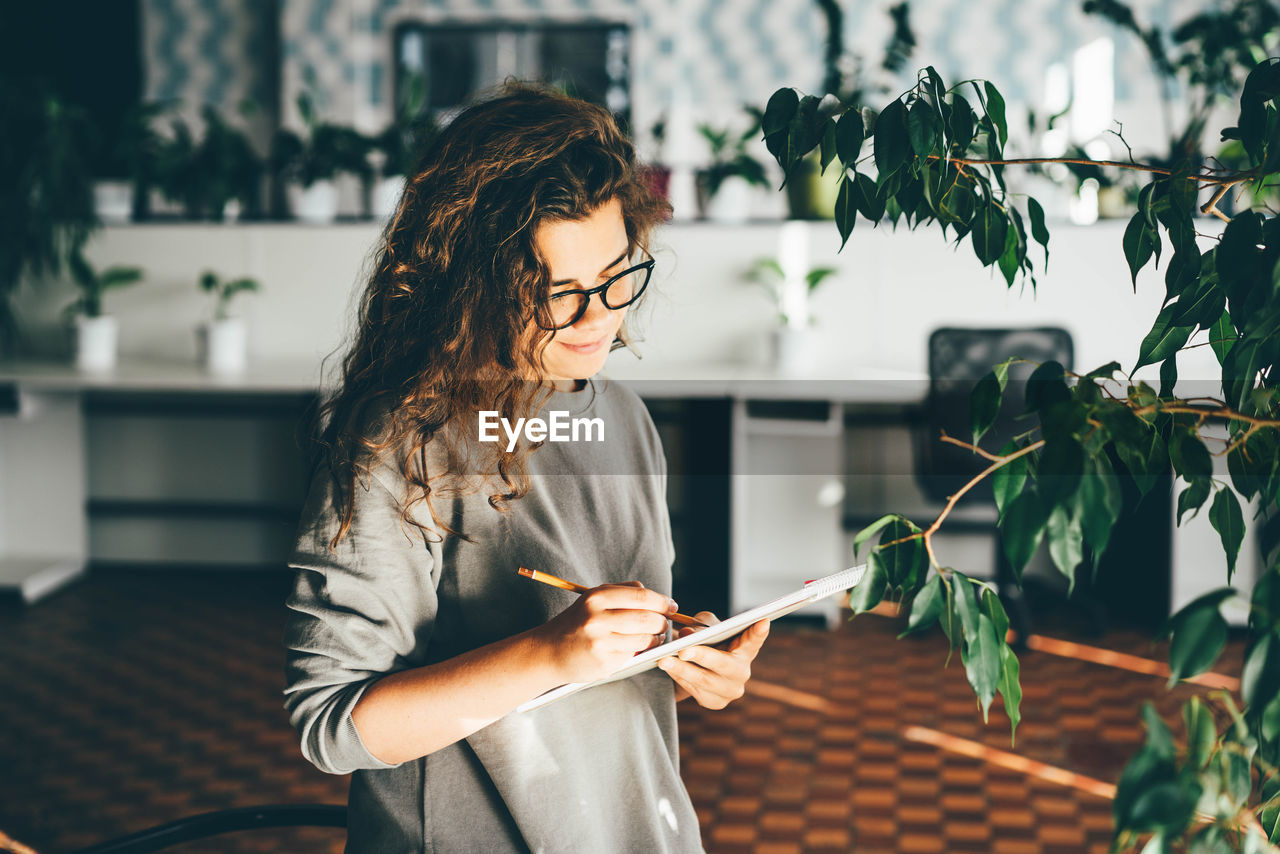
[657,613,770,709]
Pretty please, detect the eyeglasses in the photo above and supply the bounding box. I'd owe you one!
[536,258,655,331]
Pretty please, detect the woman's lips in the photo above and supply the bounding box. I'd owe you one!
[560,335,608,354]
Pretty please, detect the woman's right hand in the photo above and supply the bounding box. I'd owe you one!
[536,581,678,683]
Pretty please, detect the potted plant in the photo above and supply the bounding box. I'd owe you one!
[783,0,916,220]
[271,91,371,224]
[62,248,143,372]
[196,270,259,374]
[154,104,262,222]
[369,70,436,220]
[695,115,770,223]
[744,250,837,374]
[0,80,98,354]
[639,114,672,205]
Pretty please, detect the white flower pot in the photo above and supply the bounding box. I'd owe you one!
[288,180,338,224]
[93,181,133,224]
[74,314,119,372]
[705,175,754,224]
[197,317,248,374]
[771,326,818,376]
[372,174,406,220]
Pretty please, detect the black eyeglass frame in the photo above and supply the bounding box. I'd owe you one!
[536,258,656,331]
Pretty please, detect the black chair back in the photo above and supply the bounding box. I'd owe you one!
[917,327,1074,505]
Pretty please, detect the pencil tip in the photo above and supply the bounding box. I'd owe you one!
[517,566,534,578]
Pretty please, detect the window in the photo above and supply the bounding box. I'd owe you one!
[392,19,631,131]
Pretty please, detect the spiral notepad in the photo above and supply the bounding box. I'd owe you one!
[516,564,868,713]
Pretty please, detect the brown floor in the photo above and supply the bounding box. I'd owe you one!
[0,569,1241,853]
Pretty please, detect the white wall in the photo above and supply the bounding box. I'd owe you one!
[14,214,1223,388]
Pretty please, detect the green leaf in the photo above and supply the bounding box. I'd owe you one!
[980,586,1009,642]
[1026,197,1049,269]
[1209,310,1236,365]
[1046,504,1083,595]
[1208,488,1246,582]
[962,612,1001,722]
[819,119,838,171]
[1077,453,1122,557]
[970,364,1009,444]
[947,92,975,153]
[1169,428,1213,482]
[835,176,857,250]
[100,266,144,289]
[996,211,1023,286]
[1242,632,1280,710]
[763,87,799,138]
[1135,304,1194,372]
[835,108,864,165]
[1037,435,1084,505]
[1227,427,1276,501]
[1222,335,1266,413]
[1025,360,1069,413]
[949,570,981,639]
[998,644,1021,743]
[969,201,1008,267]
[851,171,885,221]
[1168,266,1221,329]
[1000,489,1048,580]
[1183,697,1216,770]
[907,97,939,156]
[878,520,927,592]
[849,552,889,614]
[982,81,1008,147]
[1141,700,1176,760]
[852,514,898,557]
[1166,598,1229,687]
[1158,352,1177,400]
[992,445,1027,522]
[1123,210,1159,289]
[901,572,944,637]
[1176,476,1211,525]
[938,572,960,653]
[873,99,909,184]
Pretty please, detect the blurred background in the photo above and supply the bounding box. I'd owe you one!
[0,1,1272,852]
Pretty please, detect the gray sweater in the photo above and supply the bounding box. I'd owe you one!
[283,377,705,853]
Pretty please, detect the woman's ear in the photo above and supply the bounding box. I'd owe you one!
[610,321,634,353]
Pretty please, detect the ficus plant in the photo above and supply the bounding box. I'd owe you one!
[761,58,1280,851]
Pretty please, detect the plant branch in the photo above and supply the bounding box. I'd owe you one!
[916,435,1045,568]
[1131,402,1280,429]
[926,154,1251,188]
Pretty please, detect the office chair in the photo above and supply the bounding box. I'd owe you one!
[916,327,1077,646]
[68,804,346,854]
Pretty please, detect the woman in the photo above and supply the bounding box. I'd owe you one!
[283,81,770,853]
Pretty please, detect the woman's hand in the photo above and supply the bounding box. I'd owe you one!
[658,612,770,709]
[537,581,677,683]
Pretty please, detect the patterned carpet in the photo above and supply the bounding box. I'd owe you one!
[0,569,1242,853]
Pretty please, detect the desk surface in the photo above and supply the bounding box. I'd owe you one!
[0,358,928,404]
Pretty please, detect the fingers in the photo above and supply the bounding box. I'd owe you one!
[585,583,677,617]
[727,619,771,658]
[658,652,742,709]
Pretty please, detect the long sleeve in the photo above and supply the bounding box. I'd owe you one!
[282,465,443,775]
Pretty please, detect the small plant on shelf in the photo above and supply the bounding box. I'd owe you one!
[196,270,260,374]
[62,248,143,372]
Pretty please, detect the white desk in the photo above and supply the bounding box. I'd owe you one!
[1,358,1251,627]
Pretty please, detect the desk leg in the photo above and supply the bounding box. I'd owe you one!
[0,389,88,604]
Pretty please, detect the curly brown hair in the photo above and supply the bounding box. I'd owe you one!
[306,80,672,549]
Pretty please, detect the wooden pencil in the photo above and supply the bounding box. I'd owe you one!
[517,566,708,628]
